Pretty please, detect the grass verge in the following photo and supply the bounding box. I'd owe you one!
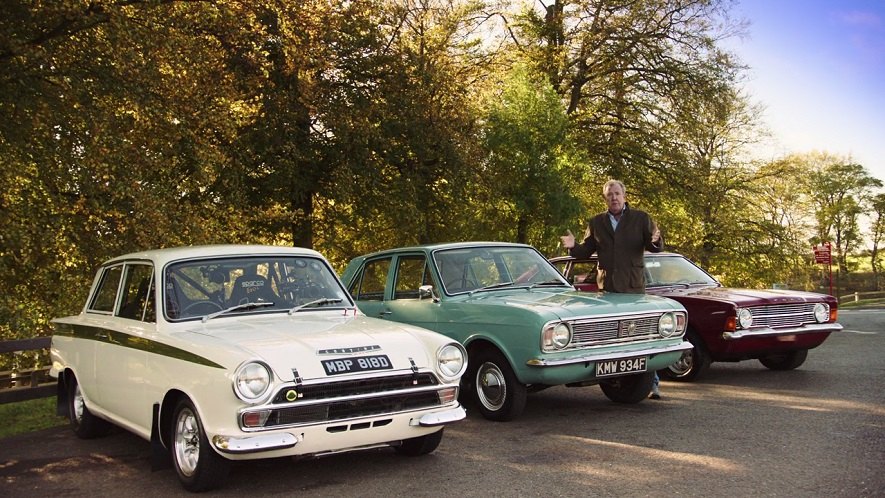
[0,397,67,439]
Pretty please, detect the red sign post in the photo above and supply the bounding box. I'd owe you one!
[813,242,833,295]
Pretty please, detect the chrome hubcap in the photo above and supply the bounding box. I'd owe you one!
[476,362,506,411]
[669,348,695,376]
[73,384,85,423]
[174,408,200,477]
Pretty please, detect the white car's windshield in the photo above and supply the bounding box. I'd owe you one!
[645,256,718,287]
[434,246,569,294]
[164,256,352,321]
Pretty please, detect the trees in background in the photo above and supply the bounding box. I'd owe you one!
[1,0,882,341]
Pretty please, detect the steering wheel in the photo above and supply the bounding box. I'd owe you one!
[445,278,478,291]
[182,300,223,316]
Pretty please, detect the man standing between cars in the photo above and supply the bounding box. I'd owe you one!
[560,179,665,397]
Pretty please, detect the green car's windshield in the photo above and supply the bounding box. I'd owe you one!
[434,246,569,295]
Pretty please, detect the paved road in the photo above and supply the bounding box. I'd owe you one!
[2,310,883,497]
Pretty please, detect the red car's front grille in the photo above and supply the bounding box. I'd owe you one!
[745,303,822,328]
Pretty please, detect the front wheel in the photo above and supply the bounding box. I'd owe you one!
[171,398,230,492]
[469,349,527,421]
[659,334,711,382]
[395,429,444,456]
[67,374,111,439]
[600,372,655,404]
[759,349,808,370]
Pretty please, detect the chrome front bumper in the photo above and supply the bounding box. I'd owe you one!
[526,341,693,367]
[212,405,466,454]
[722,322,843,340]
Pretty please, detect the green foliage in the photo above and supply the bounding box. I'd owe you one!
[1,0,883,344]
[0,397,66,439]
[481,64,582,246]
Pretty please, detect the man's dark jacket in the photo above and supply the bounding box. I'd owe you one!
[568,205,662,293]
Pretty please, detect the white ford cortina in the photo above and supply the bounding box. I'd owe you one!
[50,245,467,492]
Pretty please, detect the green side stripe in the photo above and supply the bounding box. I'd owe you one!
[54,322,224,369]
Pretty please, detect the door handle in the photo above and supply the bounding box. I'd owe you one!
[379,310,392,316]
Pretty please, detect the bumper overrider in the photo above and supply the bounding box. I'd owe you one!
[722,322,843,340]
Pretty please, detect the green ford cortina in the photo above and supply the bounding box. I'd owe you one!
[341,242,691,421]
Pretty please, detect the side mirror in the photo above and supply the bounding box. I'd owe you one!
[418,285,439,302]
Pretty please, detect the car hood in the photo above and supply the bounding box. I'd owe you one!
[456,288,685,319]
[180,313,442,381]
[650,285,833,306]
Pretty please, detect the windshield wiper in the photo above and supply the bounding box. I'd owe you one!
[288,298,343,315]
[528,280,570,289]
[469,281,519,296]
[202,301,275,323]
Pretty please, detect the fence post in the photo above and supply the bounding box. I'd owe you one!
[855,292,859,302]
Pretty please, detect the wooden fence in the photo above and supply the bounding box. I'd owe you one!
[0,337,54,404]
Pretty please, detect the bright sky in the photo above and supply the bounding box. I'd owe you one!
[726,0,885,183]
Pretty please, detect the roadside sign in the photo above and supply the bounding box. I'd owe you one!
[813,243,831,265]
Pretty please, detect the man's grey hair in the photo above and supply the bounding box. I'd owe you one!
[602,179,626,196]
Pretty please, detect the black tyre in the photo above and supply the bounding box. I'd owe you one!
[759,349,808,370]
[171,398,230,492]
[469,349,527,421]
[395,429,444,456]
[659,333,711,382]
[67,374,111,439]
[600,371,655,404]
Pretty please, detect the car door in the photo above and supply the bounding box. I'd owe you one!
[76,264,124,410]
[348,256,392,319]
[94,261,153,429]
[382,254,440,330]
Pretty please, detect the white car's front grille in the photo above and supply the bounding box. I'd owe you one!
[249,373,443,429]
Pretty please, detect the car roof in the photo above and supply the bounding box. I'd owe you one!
[356,241,535,259]
[549,251,682,263]
[103,244,324,267]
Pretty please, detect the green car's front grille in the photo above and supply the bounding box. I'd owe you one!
[568,314,662,348]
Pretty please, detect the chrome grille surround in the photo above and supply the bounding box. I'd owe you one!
[742,303,823,329]
[241,371,446,431]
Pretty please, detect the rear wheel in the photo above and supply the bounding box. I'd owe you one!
[395,429,444,456]
[469,349,527,421]
[600,372,655,404]
[171,398,230,492]
[659,333,711,382]
[759,349,808,370]
[67,374,111,439]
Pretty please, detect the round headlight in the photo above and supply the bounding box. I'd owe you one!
[234,361,272,403]
[546,323,571,350]
[437,343,467,379]
[658,313,677,337]
[736,308,753,329]
[813,303,830,323]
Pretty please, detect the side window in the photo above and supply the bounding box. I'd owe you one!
[393,256,428,300]
[117,263,155,322]
[89,265,123,313]
[570,261,599,284]
[355,258,391,301]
